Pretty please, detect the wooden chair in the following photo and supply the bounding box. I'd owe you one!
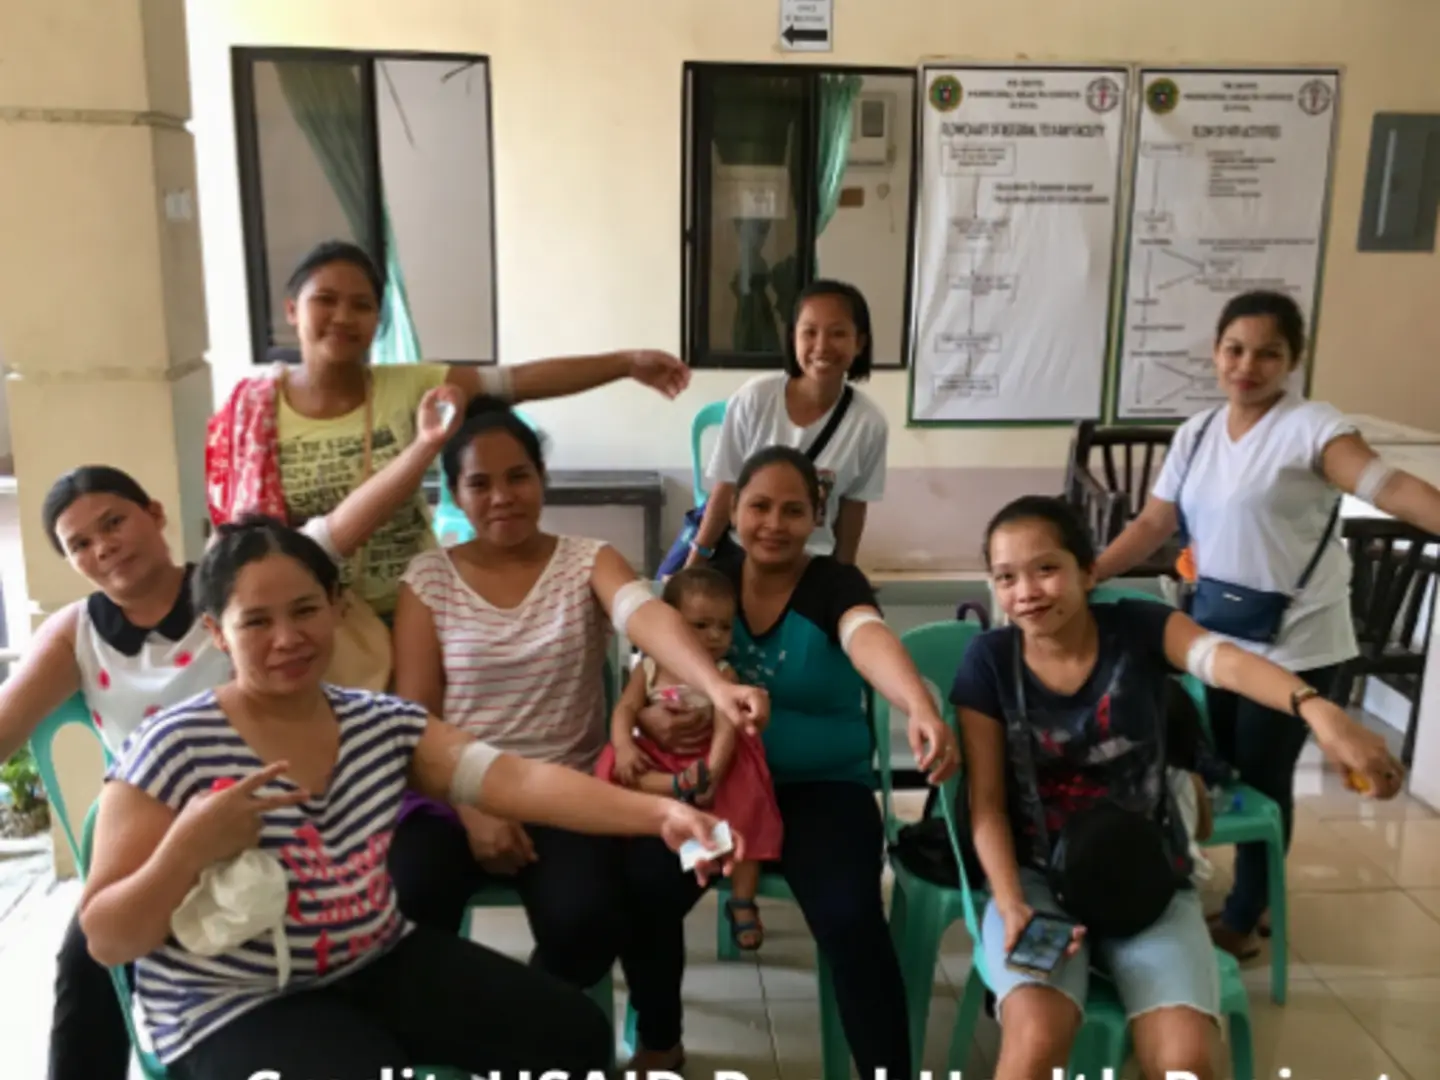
[1065,420,1184,576]
[1341,517,1440,767]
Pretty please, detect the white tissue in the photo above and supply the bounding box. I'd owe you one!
[171,849,292,987]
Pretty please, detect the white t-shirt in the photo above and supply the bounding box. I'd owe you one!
[1152,394,1359,671]
[706,373,889,556]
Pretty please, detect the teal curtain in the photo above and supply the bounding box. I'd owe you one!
[815,74,863,236]
[275,63,422,366]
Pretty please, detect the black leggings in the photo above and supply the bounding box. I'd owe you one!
[170,925,609,1079]
[388,813,706,1051]
[389,785,910,1077]
[773,781,912,1080]
[1209,663,1341,935]
[49,909,131,1080]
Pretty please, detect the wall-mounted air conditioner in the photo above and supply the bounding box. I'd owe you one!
[848,93,893,167]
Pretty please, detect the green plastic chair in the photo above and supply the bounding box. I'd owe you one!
[29,699,165,1080]
[690,401,727,505]
[879,621,1256,1078]
[1088,586,1290,1003]
[874,620,983,1060]
[28,692,107,862]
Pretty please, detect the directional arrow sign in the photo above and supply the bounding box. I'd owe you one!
[779,0,832,52]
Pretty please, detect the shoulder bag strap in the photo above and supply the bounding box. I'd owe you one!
[1007,629,1054,862]
[1174,407,1220,543]
[804,385,855,463]
[1293,496,1342,595]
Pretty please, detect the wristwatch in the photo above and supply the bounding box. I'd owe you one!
[1290,685,1322,717]
[689,540,715,559]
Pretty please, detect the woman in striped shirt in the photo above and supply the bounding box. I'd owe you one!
[390,396,771,1072]
[79,517,738,1079]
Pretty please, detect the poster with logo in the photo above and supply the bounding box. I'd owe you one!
[1113,69,1340,420]
[908,65,1129,423]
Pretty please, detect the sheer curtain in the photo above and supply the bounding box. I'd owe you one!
[275,62,422,366]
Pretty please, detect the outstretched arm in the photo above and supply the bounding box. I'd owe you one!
[1321,433,1440,535]
[590,546,768,735]
[409,719,738,879]
[1162,610,1403,796]
[445,350,689,406]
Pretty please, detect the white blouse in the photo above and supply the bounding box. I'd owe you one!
[74,566,232,757]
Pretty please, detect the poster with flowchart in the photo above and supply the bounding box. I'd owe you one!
[909,65,1128,423]
[1114,69,1340,421]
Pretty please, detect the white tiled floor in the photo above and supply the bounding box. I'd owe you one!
[1,735,1436,1080]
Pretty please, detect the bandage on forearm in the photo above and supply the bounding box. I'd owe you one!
[1354,458,1398,504]
[477,365,516,402]
[611,579,656,636]
[838,609,885,654]
[449,740,502,806]
[1185,632,1224,686]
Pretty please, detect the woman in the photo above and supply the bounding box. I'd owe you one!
[643,445,957,1079]
[389,396,768,1071]
[954,495,1402,1080]
[3,388,459,1080]
[79,516,738,1080]
[686,280,889,567]
[1095,289,1440,958]
[207,239,691,618]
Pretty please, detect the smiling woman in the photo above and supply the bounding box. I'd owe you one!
[684,280,890,569]
[206,239,694,620]
[75,515,737,1080]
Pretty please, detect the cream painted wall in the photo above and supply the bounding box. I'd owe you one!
[187,0,1440,476]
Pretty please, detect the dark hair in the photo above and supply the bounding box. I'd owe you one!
[983,495,1096,571]
[661,565,735,609]
[1215,290,1305,364]
[193,514,341,618]
[441,395,547,492]
[783,279,874,382]
[42,466,154,554]
[734,446,822,514]
[285,241,385,304]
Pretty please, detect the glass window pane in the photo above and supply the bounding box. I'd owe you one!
[375,58,495,362]
[251,58,368,353]
[813,74,915,368]
[704,73,806,356]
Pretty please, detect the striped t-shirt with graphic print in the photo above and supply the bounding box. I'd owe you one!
[107,685,429,1064]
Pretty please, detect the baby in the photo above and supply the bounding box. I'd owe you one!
[594,567,783,950]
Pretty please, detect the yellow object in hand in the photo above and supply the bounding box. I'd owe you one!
[1345,770,1373,794]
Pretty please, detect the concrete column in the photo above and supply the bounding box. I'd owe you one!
[0,0,211,877]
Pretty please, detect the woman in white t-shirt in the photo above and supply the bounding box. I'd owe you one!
[1095,289,1440,959]
[686,280,889,567]
[1,392,459,1080]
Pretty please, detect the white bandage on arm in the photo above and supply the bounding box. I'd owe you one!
[1354,457,1398,504]
[838,609,885,654]
[449,740,503,806]
[1185,632,1225,686]
[476,365,517,402]
[610,579,657,637]
[298,516,339,562]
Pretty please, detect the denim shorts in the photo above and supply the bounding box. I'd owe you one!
[981,869,1221,1022]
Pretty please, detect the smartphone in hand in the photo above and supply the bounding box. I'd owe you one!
[1005,911,1081,979]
